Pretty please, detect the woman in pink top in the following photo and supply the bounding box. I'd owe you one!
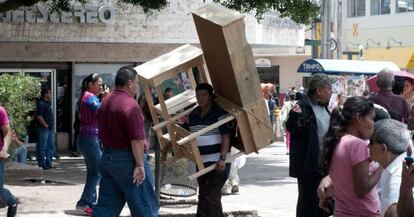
[321,96,383,217]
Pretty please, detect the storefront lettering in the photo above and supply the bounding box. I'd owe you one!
[0,5,116,25]
[302,63,323,72]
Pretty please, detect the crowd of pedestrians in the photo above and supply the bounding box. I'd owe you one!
[3,64,414,217]
[287,70,414,217]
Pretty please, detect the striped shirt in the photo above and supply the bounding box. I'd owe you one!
[79,91,100,137]
[184,104,232,164]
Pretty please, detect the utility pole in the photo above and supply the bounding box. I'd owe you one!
[321,0,330,59]
[337,0,343,59]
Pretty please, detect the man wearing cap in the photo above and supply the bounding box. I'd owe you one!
[286,73,332,217]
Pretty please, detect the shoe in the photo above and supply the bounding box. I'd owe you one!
[7,204,17,217]
[231,185,239,194]
[221,186,231,195]
[71,151,81,157]
[54,154,61,160]
[76,206,93,216]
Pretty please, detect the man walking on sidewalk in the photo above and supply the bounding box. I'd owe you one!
[92,66,159,217]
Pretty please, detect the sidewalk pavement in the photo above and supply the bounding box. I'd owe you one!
[0,142,298,216]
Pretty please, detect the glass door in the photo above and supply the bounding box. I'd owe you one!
[23,69,57,134]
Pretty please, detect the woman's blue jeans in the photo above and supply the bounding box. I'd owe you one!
[92,149,159,217]
[76,136,102,208]
[0,160,17,206]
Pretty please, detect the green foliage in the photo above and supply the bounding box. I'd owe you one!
[120,0,168,13]
[3,0,318,25]
[0,74,41,136]
[213,0,320,25]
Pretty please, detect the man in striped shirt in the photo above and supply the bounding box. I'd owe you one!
[183,83,232,217]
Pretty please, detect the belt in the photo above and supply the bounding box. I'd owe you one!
[102,145,132,152]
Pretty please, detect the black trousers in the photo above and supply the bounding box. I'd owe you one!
[297,177,329,217]
[196,168,228,217]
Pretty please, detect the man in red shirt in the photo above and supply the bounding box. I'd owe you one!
[92,66,159,217]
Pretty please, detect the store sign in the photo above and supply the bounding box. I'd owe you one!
[264,12,303,30]
[302,63,323,72]
[255,58,272,67]
[0,5,116,25]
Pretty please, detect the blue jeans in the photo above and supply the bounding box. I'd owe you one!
[12,146,27,164]
[76,136,102,208]
[92,149,159,217]
[36,128,54,168]
[0,161,17,206]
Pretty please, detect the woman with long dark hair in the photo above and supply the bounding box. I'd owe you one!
[75,73,105,216]
[321,96,382,217]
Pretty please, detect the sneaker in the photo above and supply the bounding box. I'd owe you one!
[7,204,17,217]
[76,206,93,216]
[221,186,231,195]
[231,185,239,194]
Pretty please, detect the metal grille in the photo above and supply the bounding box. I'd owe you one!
[160,155,198,198]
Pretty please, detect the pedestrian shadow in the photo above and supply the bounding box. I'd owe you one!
[238,155,294,187]
[64,210,86,216]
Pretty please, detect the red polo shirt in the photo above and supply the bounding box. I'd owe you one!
[98,89,147,150]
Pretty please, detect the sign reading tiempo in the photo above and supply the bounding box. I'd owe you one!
[0,4,116,25]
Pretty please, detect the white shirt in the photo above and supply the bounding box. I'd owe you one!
[377,154,406,217]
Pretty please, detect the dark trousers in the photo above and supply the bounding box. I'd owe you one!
[196,166,229,217]
[297,177,327,217]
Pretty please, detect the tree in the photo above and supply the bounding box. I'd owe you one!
[0,0,318,24]
[213,0,320,25]
[0,74,41,138]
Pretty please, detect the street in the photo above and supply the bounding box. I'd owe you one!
[0,142,298,216]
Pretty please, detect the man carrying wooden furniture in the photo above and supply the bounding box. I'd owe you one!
[183,83,233,217]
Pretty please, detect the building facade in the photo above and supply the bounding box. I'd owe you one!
[0,0,307,150]
[341,0,414,70]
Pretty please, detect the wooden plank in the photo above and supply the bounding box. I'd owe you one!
[154,89,196,114]
[187,68,197,89]
[135,45,204,87]
[142,81,166,148]
[192,3,275,153]
[169,124,205,170]
[198,63,210,83]
[187,151,244,180]
[192,3,263,107]
[152,105,197,131]
[177,115,235,145]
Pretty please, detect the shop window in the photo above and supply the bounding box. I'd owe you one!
[371,0,390,15]
[347,0,366,17]
[397,0,414,13]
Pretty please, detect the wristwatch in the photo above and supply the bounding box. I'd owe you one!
[219,154,226,161]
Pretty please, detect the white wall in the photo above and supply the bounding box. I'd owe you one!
[342,0,414,48]
[0,0,304,46]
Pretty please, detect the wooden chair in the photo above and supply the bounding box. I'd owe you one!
[135,44,211,170]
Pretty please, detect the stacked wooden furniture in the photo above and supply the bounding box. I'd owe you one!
[136,44,225,171]
[136,3,275,178]
[192,3,275,155]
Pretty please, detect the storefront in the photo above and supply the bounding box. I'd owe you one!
[297,58,400,108]
[0,0,308,151]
